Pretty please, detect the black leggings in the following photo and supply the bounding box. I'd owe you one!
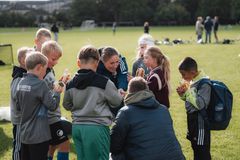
[21,141,49,160]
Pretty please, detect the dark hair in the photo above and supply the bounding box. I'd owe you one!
[128,77,148,93]
[101,47,119,62]
[178,57,198,71]
[78,45,99,62]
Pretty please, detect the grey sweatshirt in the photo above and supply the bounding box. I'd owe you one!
[17,73,60,144]
[63,69,123,126]
[44,68,61,124]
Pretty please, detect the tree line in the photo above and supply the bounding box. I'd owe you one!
[0,0,240,27]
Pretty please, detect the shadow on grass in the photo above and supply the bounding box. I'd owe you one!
[0,122,12,158]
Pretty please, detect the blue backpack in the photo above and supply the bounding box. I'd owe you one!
[197,79,233,130]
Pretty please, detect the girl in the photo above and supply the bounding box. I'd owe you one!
[144,46,171,108]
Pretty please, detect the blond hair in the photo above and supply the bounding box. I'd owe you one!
[25,52,48,70]
[41,40,62,57]
[145,46,170,84]
[35,28,51,40]
[17,47,34,65]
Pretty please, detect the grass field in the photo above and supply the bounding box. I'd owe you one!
[0,26,240,160]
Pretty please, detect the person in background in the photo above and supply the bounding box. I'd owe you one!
[110,77,185,160]
[51,23,59,42]
[204,16,213,43]
[195,16,204,43]
[112,22,117,35]
[213,16,219,43]
[144,21,149,34]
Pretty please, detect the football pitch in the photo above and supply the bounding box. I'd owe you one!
[0,26,240,159]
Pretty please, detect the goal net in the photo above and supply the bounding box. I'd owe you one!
[0,44,14,65]
[80,20,96,31]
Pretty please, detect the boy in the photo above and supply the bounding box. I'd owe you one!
[176,57,211,160]
[41,40,71,160]
[10,47,33,160]
[63,45,123,160]
[110,77,185,160]
[34,28,52,52]
[16,52,63,160]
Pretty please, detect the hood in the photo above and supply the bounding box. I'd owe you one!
[73,69,97,89]
[124,89,160,109]
[12,66,27,79]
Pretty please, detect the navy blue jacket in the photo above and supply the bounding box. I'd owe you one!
[110,95,185,160]
[96,56,128,91]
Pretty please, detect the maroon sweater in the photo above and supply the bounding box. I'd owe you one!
[147,67,170,108]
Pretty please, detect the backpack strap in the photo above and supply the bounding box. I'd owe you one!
[196,78,212,126]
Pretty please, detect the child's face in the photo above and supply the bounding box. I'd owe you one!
[179,70,197,82]
[143,53,157,69]
[138,44,147,56]
[35,36,51,52]
[46,52,61,68]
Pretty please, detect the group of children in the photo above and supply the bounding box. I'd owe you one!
[10,28,212,160]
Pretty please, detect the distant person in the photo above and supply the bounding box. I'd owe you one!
[177,57,211,160]
[51,23,59,42]
[204,16,213,43]
[213,16,219,43]
[34,28,51,52]
[17,52,63,160]
[143,46,171,108]
[132,34,154,78]
[112,22,117,35]
[195,16,204,43]
[10,47,34,160]
[143,21,149,34]
[63,45,123,160]
[110,77,185,160]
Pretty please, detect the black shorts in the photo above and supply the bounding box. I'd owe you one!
[49,120,72,145]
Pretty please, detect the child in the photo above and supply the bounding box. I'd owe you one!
[143,46,171,108]
[41,40,71,160]
[176,57,211,160]
[110,77,185,160]
[132,34,154,78]
[10,47,33,160]
[16,52,63,160]
[34,28,52,52]
[63,45,123,160]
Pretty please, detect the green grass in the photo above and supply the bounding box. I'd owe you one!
[0,26,240,160]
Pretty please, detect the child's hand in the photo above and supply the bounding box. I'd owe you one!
[176,81,189,96]
[53,81,65,93]
[59,69,71,84]
[118,88,126,97]
[136,68,145,77]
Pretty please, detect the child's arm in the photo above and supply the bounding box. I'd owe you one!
[105,80,123,108]
[41,82,61,111]
[62,86,73,111]
[180,83,211,110]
